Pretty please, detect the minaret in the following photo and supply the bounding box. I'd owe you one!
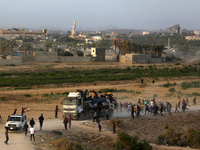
[70,21,76,38]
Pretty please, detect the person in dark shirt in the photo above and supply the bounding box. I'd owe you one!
[38,114,44,130]
[24,122,29,136]
[30,118,35,127]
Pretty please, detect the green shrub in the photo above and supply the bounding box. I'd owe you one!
[114,131,152,150]
[53,138,83,150]
[1,97,6,101]
[24,94,31,97]
[168,87,176,93]
[62,92,69,95]
[76,50,84,56]
[181,81,200,89]
[187,128,200,148]
[42,93,49,97]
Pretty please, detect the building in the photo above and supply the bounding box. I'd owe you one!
[143,31,150,35]
[91,47,105,62]
[167,24,181,34]
[0,28,48,38]
[185,35,200,41]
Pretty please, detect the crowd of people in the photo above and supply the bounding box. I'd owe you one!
[117,96,197,118]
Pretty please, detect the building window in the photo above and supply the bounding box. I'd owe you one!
[93,50,95,53]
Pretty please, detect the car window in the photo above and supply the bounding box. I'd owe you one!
[8,117,21,122]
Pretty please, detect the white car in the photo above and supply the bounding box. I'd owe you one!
[5,114,27,131]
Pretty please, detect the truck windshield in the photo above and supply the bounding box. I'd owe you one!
[63,97,77,105]
[8,117,21,122]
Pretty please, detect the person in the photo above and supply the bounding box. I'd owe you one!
[68,115,72,129]
[175,104,179,113]
[141,79,144,84]
[127,103,131,114]
[145,104,150,115]
[160,103,164,116]
[98,122,102,132]
[152,80,155,85]
[24,122,29,136]
[13,109,17,115]
[29,125,35,141]
[167,102,172,115]
[38,114,44,130]
[21,108,24,115]
[106,109,109,120]
[131,105,134,118]
[112,121,116,134]
[177,99,181,109]
[136,104,141,117]
[4,127,9,144]
[30,118,35,127]
[93,111,97,122]
[193,97,196,106]
[55,105,58,118]
[120,102,123,112]
[63,116,68,130]
[83,89,89,100]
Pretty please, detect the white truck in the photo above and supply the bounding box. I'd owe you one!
[5,114,27,132]
[62,92,115,120]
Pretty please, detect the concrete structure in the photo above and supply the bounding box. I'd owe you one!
[143,31,150,35]
[0,28,48,38]
[167,24,181,34]
[91,47,105,62]
[0,56,22,66]
[185,35,200,41]
[119,54,165,64]
[69,21,77,38]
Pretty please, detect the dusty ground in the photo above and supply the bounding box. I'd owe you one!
[0,62,200,150]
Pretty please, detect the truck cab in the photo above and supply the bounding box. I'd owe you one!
[5,114,27,131]
[62,92,83,119]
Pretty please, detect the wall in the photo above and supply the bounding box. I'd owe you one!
[34,52,58,62]
[0,56,22,66]
[22,56,35,63]
[132,54,152,63]
[119,54,133,63]
[58,56,92,63]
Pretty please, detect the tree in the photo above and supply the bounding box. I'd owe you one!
[22,43,32,56]
[150,44,165,58]
[76,50,84,56]
[113,40,117,54]
[45,42,52,51]
[8,40,18,55]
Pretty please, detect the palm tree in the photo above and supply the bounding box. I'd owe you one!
[150,44,165,58]
[9,40,18,55]
[0,40,8,55]
[45,42,52,51]
[22,43,32,56]
[112,40,117,54]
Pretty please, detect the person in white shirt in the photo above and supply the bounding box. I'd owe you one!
[29,126,35,141]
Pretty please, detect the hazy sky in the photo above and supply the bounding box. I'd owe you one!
[0,0,199,30]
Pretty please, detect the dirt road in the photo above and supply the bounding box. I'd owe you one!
[0,105,199,150]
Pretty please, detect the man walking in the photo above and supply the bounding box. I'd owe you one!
[30,118,35,127]
[63,116,68,130]
[68,115,72,129]
[29,126,35,141]
[55,105,58,118]
[4,127,9,144]
[24,122,29,136]
[193,97,197,106]
[38,114,44,130]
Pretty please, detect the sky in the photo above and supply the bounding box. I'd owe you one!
[0,0,200,31]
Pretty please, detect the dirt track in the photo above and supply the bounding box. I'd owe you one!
[1,105,200,150]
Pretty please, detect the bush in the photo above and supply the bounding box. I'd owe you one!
[181,81,200,89]
[114,131,152,150]
[187,128,200,148]
[168,87,176,93]
[53,138,83,150]
[24,94,31,97]
[63,51,73,56]
[76,50,84,56]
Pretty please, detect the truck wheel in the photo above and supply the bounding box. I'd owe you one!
[79,113,84,120]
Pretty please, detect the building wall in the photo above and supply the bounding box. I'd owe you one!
[91,47,105,62]
[58,56,92,63]
[0,56,22,66]
[119,54,165,63]
[22,56,35,63]
[34,52,58,62]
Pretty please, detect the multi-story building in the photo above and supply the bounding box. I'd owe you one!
[167,24,181,34]
[0,28,48,39]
